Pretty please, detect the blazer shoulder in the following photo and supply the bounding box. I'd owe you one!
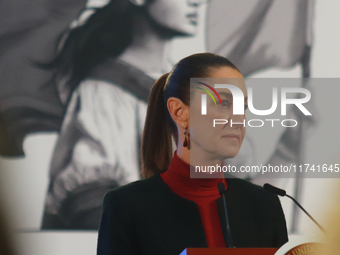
[228,178,278,203]
[227,178,288,247]
[228,177,264,193]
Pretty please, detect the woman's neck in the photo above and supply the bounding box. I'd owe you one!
[177,147,224,168]
[117,13,173,75]
[162,150,225,187]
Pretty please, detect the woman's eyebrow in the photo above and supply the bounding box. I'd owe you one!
[216,91,248,101]
[216,92,232,98]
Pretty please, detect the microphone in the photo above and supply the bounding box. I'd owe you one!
[218,182,235,248]
[263,183,326,234]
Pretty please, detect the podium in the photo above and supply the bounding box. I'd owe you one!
[180,248,278,255]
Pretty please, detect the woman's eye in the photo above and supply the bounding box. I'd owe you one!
[218,99,231,108]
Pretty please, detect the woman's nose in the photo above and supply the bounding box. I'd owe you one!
[230,113,246,128]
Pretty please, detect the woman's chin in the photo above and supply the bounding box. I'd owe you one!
[171,25,197,37]
[221,149,240,159]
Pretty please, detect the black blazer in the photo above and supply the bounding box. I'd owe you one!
[97,174,288,255]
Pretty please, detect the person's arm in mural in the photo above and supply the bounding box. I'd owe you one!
[262,86,317,176]
[248,85,317,188]
[42,79,144,229]
[224,85,316,182]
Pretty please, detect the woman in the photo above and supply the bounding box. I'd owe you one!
[41,0,201,229]
[96,53,289,255]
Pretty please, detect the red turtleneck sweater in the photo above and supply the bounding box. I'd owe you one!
[160,150,228,248]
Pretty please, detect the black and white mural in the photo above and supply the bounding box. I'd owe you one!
[1,0,339,254]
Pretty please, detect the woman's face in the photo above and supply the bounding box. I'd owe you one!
[189,66,247,160]
[146,0,200,35]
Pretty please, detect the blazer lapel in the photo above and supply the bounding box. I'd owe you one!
[216,178,259,248]
[152,174,208,249]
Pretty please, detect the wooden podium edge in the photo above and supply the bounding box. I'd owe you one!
[180,248,279,255]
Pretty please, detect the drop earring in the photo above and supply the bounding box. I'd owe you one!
[182,126,190,148]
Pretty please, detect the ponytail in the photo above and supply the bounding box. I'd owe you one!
[140,73,173,179]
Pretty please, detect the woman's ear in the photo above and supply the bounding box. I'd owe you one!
[167,97,189,127]
[129,0,146,6]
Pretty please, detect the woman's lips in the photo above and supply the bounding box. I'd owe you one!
[222,134,240,141]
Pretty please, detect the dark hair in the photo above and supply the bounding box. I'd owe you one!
[140,52,240,179]
[40,1,145,104]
